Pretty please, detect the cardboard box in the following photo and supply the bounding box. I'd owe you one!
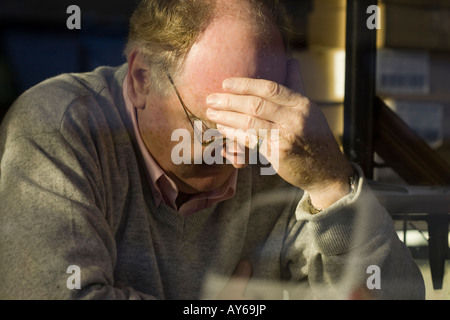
[377,50,450,103]
[379,4,450,53]
[307,3,450,53]
[376,49,430,96]
[293,49,346,103]
[294,47,450,105]
[307,9,346,49]
[312,0,346,10]
[291,50,345,142]
[318,103,344,144]
[381,0,450,8]
[312,0,450,11]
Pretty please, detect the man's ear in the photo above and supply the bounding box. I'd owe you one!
[127,51,151,109]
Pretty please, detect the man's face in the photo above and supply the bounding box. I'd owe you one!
[137,14,287,194]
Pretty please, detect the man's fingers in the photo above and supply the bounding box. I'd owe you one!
[207,93,282,121]
[220,77,302,107]
[206,108,277,133]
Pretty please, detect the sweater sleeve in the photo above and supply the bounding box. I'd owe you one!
[0,130,155,300]
[283,165,426,300]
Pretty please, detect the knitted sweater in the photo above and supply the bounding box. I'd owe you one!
[0,64,425,300]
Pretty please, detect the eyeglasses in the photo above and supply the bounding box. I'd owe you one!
[167,73,218,146]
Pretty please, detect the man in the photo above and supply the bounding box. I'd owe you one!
[0,0,424,299]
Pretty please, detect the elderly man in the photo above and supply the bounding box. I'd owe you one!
[0,0,424,299]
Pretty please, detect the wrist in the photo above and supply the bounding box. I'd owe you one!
[307,169,357,214]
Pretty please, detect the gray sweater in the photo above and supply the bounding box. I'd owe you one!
[0,64,425,299]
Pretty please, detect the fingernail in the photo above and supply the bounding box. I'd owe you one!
[223,79,235,90]
[216,124,225,132]
[206,94,219,105]
[206,108,218,119]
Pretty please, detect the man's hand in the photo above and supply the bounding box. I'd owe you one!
[206,59,354,210]
[217,260,252,300]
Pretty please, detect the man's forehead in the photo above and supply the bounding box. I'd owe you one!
[179,15,287,94]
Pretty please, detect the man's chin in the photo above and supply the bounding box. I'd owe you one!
[176,164,236,194]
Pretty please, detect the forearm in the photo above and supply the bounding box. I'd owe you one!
[288,165,425,299]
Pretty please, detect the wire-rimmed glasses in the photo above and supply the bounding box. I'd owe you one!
[167,73,219,146]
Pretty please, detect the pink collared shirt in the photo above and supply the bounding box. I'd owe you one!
[122,75,237,216]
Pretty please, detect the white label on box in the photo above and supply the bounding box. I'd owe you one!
[376,49,430,95]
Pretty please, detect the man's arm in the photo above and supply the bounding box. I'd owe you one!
[283,165,425,299]
[0,129,154,299]
[204,58,425,299]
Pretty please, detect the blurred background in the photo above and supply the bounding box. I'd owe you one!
[0,0,449,299]
[0,0,139,120]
